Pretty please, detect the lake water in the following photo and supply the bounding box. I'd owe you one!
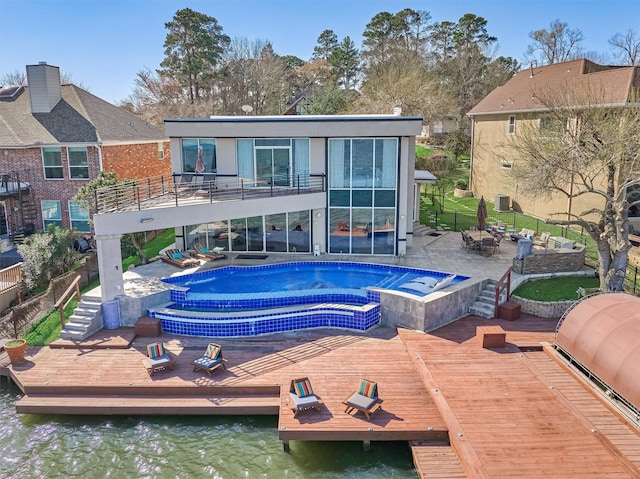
[1,382,417,478]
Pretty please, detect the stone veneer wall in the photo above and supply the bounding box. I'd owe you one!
[512,247,585,275]
[509,296,576,319]
[378,278,486,332]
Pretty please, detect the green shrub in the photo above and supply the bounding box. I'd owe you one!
[455,179,469,190]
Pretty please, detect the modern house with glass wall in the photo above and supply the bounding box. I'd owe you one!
[93,114,423,301]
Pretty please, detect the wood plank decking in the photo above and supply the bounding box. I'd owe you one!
[4,314,640,478]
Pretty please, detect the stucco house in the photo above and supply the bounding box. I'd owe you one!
[92,114,423,301]
[0,62,170,243]
[467,59,640,224]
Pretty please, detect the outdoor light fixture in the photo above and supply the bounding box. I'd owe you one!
[139,217,154,223]
[316,212,322,217]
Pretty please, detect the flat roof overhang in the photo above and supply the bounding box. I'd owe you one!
[93,192,327,236]
[164,115,424,138]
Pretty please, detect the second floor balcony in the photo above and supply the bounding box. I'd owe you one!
[93,173,327,214]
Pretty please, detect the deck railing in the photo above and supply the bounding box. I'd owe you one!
[93,173,327,214]
[54,275,81,329]
[0,262,23,312]
[493,267,512,318]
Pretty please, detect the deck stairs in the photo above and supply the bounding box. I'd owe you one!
[469,280,499,319]
[59,294,104,341]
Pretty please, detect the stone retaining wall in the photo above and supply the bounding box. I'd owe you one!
[512,247,585,275]
[509,295,576,319]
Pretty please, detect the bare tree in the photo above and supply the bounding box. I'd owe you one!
[609,29,640,65]
[525,19,584,65]
[0,70,26,85]
[510,86,640,291]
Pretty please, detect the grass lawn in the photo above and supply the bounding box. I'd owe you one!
[512,276,600,301]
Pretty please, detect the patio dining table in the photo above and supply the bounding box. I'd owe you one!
[466,230,497,255]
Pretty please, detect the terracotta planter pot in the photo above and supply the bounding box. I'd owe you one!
[4,338,27,364]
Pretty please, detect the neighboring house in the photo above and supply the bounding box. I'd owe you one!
[419,119,456,141]
[92,114,423,301]
[0,62,170,241]
[282,86,314,115]
[467,59,640,223]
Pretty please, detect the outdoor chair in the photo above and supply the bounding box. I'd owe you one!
[161,249,200,268]
[481,237,496,254]
[288,377,323,418]
[493,234,503,253]
[343,379,382,420]
[142,342,175,375]
[192,342,227,377]
[192,244,227,262]
[533,231,551,249]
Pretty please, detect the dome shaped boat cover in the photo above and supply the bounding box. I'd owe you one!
[555,293,640,411]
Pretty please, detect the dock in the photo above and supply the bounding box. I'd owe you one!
[3,314,640,478]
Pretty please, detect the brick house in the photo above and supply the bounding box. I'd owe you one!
[467,59,640,225]
[0,62,170,241]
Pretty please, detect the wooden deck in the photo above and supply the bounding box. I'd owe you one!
[4,314,640,478]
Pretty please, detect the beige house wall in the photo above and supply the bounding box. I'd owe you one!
[470,113,605,223]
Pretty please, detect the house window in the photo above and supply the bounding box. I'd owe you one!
[236,139,309,187]
[181,139,216,173]
[158,142,165,159]
[42,147,63,179]
[508,116,516,134]
[68,200,90,232]
[68,147,89,179]
[41,200,62,229]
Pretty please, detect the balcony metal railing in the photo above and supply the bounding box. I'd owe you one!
[93,173,327,214]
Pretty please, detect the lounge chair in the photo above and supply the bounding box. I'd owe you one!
[343,379,382,420]
[288,377,322,418]
[192,244,226,262]
[401,274,456,295]
[142,342,175,375]
[192,342,227,377]
[161,248,199,268]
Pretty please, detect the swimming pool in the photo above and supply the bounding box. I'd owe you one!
[148,262,467,337]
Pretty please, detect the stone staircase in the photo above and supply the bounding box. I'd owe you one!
[59,294,104,341]
[469,280,500,319]
[413,223,435,237]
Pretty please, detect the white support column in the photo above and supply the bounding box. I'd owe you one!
[96,233,124,301]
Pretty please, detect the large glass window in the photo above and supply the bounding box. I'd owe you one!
[328,138,398,255]
[237,139,309,188]
[182,139,216,173]
[68,200,90,232]
[42,148,63,179]
[41,200,62,228]
[68,147,89,179]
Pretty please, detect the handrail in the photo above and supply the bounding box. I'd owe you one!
[93,173,326,214]
[0,263,23,303]
[493,267,512,318]
[54,275,82,329]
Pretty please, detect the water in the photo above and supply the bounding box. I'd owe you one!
[165,261,465,296]
[0,384,417,478]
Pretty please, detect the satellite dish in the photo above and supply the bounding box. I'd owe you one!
[241,105,253,114]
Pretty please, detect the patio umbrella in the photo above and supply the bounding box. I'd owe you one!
[477,196,487,230]
[195,146,205,173]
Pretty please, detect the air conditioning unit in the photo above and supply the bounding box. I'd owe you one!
[495,194,510,212]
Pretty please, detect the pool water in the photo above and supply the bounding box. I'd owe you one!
[164,261,466,297]
[0,384,417,478]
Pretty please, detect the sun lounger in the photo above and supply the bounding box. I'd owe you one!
[161,248,199,268]
[401,274,456,295]
[288,377,322,418]
[191,244,226,262]
[192,342,227,377]
[343,379,382,420]
[142,342,175,375]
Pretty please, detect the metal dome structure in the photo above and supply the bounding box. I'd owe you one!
[555,292,640,416]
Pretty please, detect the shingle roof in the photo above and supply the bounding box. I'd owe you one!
[468,59,640,116]
[0,84,166,147]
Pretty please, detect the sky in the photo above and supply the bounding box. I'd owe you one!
[1,0,638,104]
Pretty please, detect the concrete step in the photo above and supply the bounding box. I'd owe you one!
[469,302,494,319]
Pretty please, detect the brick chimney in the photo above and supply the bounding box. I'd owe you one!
[26,62,62,113]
